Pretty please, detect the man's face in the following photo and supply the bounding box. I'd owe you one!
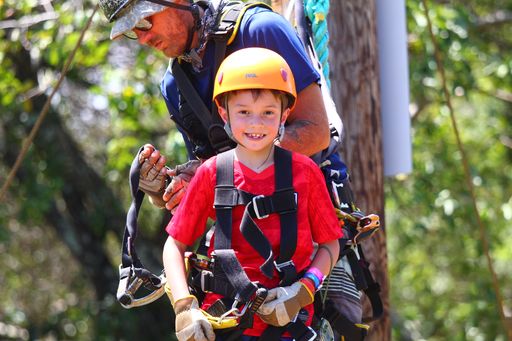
[133,7,191,58]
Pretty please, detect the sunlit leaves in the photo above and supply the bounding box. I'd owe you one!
[389,1,512,340]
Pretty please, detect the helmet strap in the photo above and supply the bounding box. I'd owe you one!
[277,123,285,142]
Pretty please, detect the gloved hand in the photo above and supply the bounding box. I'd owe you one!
[163,160,201,213]
[138,144,169,208]
[257,280,314,327]
[174,295,215,341]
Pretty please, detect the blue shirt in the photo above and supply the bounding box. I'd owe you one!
[160,5,320,158]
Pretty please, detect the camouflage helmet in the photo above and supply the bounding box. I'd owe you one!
[99,0,166,39]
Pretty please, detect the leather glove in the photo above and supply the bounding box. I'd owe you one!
[174,296,215,341]
[257,280,314,327]
[138,144,169,208]
[163,160,201,213]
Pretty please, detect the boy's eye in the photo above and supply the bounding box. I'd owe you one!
[238,110,249,115]
[264,110,276,116]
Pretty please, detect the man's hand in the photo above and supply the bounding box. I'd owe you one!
[138,144,169,208]
[173,296,215,341]
[257,280,314,327]
[163,160,201,214]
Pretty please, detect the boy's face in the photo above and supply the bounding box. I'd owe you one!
[219,90,289,153]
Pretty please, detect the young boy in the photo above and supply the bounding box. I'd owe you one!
[162,47,342,341]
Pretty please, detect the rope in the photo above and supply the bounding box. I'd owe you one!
[421,1,512,339]
[0,5,99,203]
[303,0,331,88]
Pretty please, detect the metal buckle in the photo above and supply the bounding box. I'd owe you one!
[274,259,295,273]
[252,195,269,219]
[305,326,318,341]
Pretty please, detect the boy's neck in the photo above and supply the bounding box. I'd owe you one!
[234,145,275,172]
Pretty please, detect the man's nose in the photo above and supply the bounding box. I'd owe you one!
[136,30,151,45]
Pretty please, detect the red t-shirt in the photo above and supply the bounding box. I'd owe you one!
[166,151,342,336]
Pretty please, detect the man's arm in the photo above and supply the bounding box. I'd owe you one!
[278,82,330,156]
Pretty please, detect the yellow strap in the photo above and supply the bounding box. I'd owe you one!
[202,310,239,329]
[223,2,273,46]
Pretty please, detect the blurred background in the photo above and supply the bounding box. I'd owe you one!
[1,0,511,340]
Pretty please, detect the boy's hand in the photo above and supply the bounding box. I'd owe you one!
[163,160,201,214]
[174,296,215,341]
[257,280,314,327]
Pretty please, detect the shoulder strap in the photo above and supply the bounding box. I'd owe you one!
[273,146,298,285]
[213,149,236,249]
[216,1,272,46]
[172,60,235,154]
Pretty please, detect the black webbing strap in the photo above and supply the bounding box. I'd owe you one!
[214,147,298,281]
[117,148,164,305]
[322,299,368,341]
[213,249,258,302]
[345,246,383,323]
[259,308,316,341]
[171,60,235,154]
[273,146,298,286]
[358,244,383,323]
[213,149,236,249]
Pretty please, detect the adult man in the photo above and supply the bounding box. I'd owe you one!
[100,0,367,338]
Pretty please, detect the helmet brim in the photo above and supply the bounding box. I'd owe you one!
[110,0,166,40]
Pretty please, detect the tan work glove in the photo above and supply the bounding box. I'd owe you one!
[163,160,201,213]
[138,144,169,208]
[257,280,314,327]
[173,296,215,341]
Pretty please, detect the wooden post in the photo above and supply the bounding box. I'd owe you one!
[328,1,390,340]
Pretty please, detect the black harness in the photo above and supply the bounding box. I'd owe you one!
[200,146,316,341]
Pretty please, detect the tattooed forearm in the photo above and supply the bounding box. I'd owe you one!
[279,119,329,156]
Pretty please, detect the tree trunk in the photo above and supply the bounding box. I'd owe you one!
[329,1,390,340]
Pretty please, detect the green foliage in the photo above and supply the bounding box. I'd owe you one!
[1,0,511,339]
[388,1,512,340]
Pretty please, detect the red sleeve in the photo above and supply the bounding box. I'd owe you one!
[165,158,216,246]
[306,160,343,244]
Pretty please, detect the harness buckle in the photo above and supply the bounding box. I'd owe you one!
[273,259,295,273]
[252,195,270,219]
[304,326,318,341]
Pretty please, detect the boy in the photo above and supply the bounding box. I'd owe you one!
[162,47,342,341]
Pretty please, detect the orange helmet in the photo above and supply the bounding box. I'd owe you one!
[213,47,297,110]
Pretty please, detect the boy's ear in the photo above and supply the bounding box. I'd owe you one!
[217,105,228,123]
[215,98,228,122]
[281,108,291,124]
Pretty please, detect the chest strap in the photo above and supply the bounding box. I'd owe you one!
[214,147,298,285]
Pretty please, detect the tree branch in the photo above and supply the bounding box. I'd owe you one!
[475,10,512,28]
[0,11,58,30]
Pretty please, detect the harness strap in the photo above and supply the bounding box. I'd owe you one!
[274,146,298,286]
[214,147,298,282]
[171,60,235,155]
[344,246,383,322]
[117,148,166,307]
[214,149,236,249]
[260,309,316,341]
[212,249,259,302]
[322,299,368,341]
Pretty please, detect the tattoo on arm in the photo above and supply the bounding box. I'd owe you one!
[285,119,316,145]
